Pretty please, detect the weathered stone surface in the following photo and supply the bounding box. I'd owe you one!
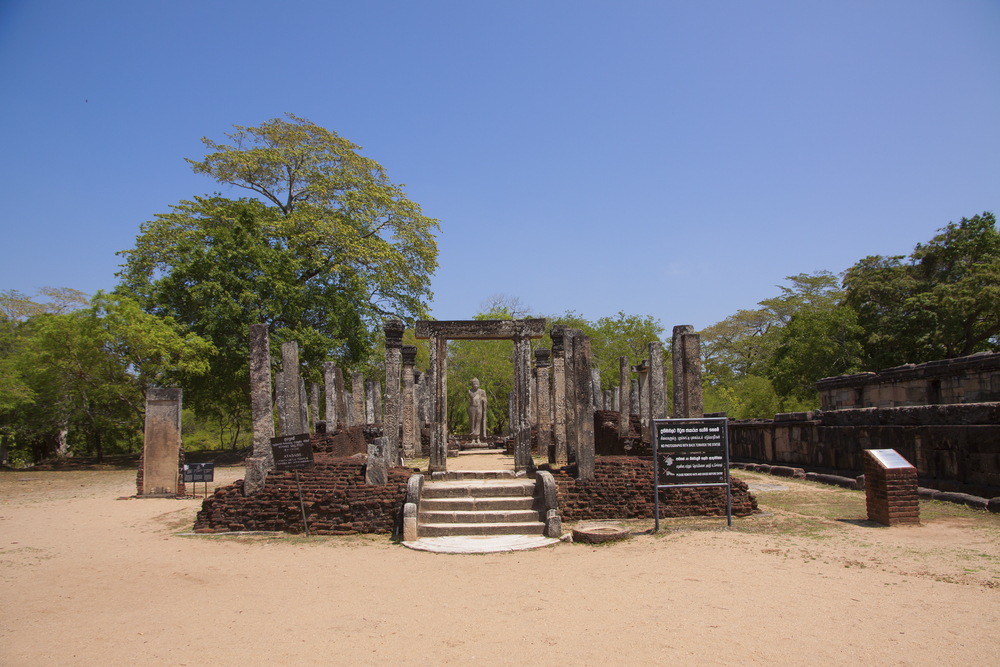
[141,388,182,495]
[428,334,447,472]
[545,508,562,538]
[612,386,620,413]
[403,502,418,541]
[536,470,558,511]
[535,358,551,460]
[618,357,630,438]
[648,341,667,421]
[633,360,650,443]
[383,319,404,463]
[415,319,546,340]
[630,379,640,416]
[299,378,310,433]
[248,324,275,471]
[351,371,365,427]
[366,438,388,485]
[275,370,286,435]
[672,325,693,417]
[401,345,417,458]
[590,368,602,410]
[513,334,533,471]
[322,363,339,429]
[310,382,320,432]
[603,390,612,411]
[282,341,302,435]
[681,332,704,418]
[551,327,568,466]
[573,333,595,479]
[243,456,268,497]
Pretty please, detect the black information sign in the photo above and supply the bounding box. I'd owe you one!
[655,420,727,485]
[181,462,215,483]
[270,433,315,471]
[652,417,731,530]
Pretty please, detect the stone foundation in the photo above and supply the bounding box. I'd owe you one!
[541,457,756,521]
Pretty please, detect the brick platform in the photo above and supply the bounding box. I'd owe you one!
[864,450,920,526]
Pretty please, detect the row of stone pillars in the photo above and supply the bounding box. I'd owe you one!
[245,319,704,492]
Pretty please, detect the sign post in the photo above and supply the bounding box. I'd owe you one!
[652,417,731,532]
[270,433,315,537]
[181,462,215,497]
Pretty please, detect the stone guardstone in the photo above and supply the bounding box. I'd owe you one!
[141,388,182,495]
[366,438,387,485]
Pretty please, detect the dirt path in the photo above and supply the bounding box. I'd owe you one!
[1,459,998,666]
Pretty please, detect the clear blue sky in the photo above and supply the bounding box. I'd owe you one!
[1,1,998,332]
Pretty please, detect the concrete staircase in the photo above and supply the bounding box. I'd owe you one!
[416,471,545,537]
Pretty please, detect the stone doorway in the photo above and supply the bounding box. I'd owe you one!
[414,319,546,472]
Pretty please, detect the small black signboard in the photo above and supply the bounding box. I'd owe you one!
[270,433,315,471]
[269,433,315,537]
[181,462,215,483]
[653,417,731,530]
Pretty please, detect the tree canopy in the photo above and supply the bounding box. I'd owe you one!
[844,212,1000,369]
[117,115,440,425]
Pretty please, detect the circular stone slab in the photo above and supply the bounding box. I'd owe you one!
[571,522,631,544]
[403,535,560,554]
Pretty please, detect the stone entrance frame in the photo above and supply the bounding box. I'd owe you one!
[415,319,546,472]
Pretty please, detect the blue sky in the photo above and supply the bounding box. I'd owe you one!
[1,1,998,332]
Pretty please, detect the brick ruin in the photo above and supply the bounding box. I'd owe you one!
[730,352,1000,498]
[189,319,747,535]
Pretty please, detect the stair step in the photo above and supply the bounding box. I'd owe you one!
[419,509,542,524]
[420,496,538,512]
[430,470,517,480]
[421,480,536,499]
[417,522,546,537]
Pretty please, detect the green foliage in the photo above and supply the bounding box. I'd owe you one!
[118,115,440,431]
[770,305,863,402]
[588,312,665,390]
[844,212,1000,369]
[0,290,212,463]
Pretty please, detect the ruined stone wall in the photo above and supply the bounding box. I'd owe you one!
[543,457,756,521]
[817,352,1000,410]
[193,459,411,535]
[729,403,1000,496]
[593,410,649,456]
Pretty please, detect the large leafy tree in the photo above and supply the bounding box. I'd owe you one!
[118,115,440,425]
[844,212,1000,369]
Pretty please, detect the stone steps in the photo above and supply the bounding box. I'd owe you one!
[417,471,544,538]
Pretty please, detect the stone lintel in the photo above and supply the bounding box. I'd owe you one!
[415,319,546,340]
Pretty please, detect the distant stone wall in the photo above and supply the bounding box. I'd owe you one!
[542,457,757,521]
[729,403,1000,496]
[193,459,411,535]
[817,352,1000,410]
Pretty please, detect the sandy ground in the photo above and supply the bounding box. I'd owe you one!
[2,455,999,667]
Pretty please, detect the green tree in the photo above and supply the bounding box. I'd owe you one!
[769,305,863,402]
[844,212,1000,369]
[118,115,439,429]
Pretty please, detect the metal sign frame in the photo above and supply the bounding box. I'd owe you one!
[270,433,315,537]
[652,417,731,531]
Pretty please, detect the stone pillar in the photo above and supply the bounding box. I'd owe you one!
[604,390,613,411]
[563,328,580,464]
[373,380,383,425]
[310,382,320,432]
[322,363,340,429]
[401,345,417,458]
[573,333,595,479]
[672,325,694,417]
[681,332,704,418]
[364,379,376,425]
[590,368,602,410]
[630,379,640,415]
[248,325,275,479]
[648,341,667,421]
[345,393,354,426]
[535,348,551,461]
[275,370,286,435]
[383,319,404,464]
[351,371,365,426]
[530,367,537,429]
[299,377,310,434]
[633,360,650,443]
[513,334,533,471]
[141,388,182,495]
[429,335,448,472]
[612,386,620,412]
[551,327,568,466]
[281,341,302,435]
[618,357,630,438]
